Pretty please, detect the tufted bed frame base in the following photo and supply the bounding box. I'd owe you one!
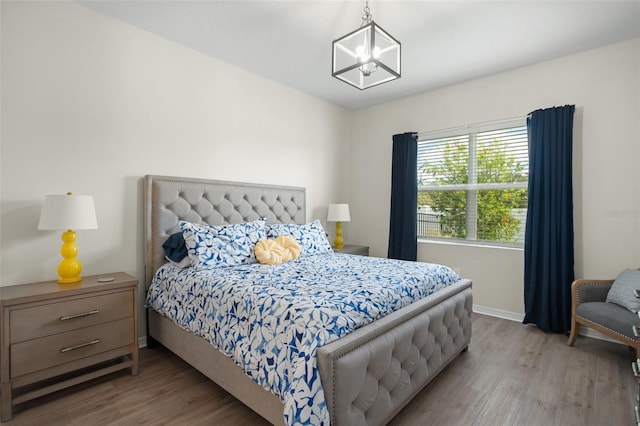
[144,175,473,425]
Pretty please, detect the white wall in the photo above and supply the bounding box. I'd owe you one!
[351,38,640,316]
[2,1,638,329]
[0,1,352,337]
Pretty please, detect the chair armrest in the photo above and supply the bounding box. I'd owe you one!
[571,279,614,305]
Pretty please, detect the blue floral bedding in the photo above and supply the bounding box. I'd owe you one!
[147,253,461,425]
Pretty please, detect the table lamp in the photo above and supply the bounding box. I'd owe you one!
[38,193,98,283]
[327,204,351,250]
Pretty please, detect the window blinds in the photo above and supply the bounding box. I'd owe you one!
[418,125,528,191]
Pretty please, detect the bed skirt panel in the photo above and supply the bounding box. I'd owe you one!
[148,310,285,425]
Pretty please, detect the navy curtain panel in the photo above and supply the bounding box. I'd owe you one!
[523,105,575,333]
[388,132,418,261]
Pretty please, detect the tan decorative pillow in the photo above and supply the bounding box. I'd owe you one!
[255,236,301,265]
[276,235,301,261]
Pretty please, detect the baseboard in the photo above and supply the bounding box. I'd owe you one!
[138,336,147,349]
[473,304,524,322]
[473,304,626,346]
[580,328,625,344]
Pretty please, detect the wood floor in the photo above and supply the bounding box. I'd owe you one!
[4,314,637,426]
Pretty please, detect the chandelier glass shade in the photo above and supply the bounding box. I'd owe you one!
[332,2,401,90]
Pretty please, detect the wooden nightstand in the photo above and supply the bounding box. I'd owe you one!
[333,244,370,256]
[0,272,138,421]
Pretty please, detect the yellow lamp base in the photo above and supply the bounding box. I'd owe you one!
[57,274,82,284]
[333,221,344,250]
[57,230,83,284]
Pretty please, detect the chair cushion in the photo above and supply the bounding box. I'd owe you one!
[576,301,637,340]
[605,269,640,312]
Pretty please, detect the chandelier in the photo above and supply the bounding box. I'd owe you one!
[332,1,401,90]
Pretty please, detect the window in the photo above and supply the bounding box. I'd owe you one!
[417,120,528,246]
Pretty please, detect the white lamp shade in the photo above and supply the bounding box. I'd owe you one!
[327,204,351,222]
[38,194,98,230]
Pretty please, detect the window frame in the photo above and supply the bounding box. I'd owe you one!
[417,118,528,248]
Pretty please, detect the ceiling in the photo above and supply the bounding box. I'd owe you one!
[78,0,640,111]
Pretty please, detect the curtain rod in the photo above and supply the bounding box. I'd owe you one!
[417,115,528,138]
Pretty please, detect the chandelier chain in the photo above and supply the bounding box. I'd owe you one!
[361,1,372,26]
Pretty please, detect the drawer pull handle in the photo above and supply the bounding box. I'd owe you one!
[61,339,100,353]
[60,310,99,321]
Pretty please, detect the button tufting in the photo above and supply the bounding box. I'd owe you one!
[329,291,472,425]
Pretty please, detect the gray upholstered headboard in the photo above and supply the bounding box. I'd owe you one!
[143,175,306,289]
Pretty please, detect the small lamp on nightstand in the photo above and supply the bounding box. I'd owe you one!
[327,203,350,250]
[38,193,98,284]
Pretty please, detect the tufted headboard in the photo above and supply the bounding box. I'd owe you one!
[143,175,306,289]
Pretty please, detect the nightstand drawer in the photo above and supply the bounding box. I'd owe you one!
[10,318,134,378]
[10,291,133,343]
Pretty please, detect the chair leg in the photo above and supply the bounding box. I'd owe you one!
[567,320,578,346]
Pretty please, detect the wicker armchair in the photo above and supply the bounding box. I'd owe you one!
[567,278,639,357]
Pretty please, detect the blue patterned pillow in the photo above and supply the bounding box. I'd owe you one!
[180,219,266,269]
[266,219,332,257]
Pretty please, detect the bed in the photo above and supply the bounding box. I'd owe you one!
[144,174,473,425]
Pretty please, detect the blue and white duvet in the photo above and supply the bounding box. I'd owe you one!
[147,253,461,425]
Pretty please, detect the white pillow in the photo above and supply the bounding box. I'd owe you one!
[606,269,640,312]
